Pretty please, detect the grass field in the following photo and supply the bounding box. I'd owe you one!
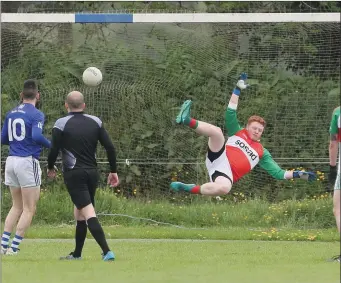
[19,224,339,242]
[1,190,340,282]
[2,188,336,229]
[1,239,340,283]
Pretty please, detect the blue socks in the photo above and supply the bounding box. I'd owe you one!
[1,231,11,249]
[11,234,23,252]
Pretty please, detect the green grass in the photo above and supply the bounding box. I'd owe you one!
[1,188,339,282]
[1,188,336,229]
[2,239,340,283]
[22,225,339,242]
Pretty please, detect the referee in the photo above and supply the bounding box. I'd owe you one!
[47,91,119,261]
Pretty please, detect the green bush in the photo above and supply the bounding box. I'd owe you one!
[1,21,339,199]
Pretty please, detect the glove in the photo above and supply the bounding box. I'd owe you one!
[293,171,316,182]
[233,72,250,96]
[329,165,337,185]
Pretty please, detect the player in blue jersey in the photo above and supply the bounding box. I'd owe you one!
[1,80,51,255]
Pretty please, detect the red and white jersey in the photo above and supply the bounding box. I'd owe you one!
[225,128,264,182]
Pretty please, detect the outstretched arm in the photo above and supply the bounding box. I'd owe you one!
[258,149,287,180]
[225,73,249,136]
[259,149,316,181]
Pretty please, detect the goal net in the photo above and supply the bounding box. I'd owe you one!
[1,12,340,204]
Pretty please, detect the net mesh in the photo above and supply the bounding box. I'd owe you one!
[1,19,340,201]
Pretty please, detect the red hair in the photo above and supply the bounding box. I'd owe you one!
[247,115,266,127]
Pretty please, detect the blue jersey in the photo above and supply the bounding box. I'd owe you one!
[1,103,51,159]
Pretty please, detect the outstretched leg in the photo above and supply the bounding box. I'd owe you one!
[171,176,232,196]
[172,100,232,196]
[176,100,225,152]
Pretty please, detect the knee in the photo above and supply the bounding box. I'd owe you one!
[23,205,37,214]
[80,204,96,220]
[212,126,223,136]
[217,184,231,195]
[12,205,23,215]
[74,209,86,221]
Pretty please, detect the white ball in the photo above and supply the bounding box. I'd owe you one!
[82,67,103,87]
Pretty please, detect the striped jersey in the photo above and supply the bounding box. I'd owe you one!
[225,107,285,182]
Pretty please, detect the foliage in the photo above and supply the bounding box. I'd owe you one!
[1,185,335,230]
[1,3,340,200]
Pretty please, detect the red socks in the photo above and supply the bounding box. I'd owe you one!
[190,185,201,194]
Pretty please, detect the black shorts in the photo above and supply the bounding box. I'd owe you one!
[63,168,99,209]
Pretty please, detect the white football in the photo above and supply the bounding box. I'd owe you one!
[82,67,103,87]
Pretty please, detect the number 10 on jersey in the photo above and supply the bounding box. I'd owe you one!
[8,118,26,141]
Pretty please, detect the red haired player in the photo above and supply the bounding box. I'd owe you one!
[171,73,316,196]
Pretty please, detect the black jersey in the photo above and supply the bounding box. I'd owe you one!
[47,112,117,173]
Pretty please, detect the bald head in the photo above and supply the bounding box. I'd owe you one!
[66,91,85,111]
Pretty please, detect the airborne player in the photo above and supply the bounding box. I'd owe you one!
[171,73,316,196]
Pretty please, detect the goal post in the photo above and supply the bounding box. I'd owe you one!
[1,12,340,23]
[1,11,340,203]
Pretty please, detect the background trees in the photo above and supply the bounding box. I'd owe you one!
[1,1,340,200]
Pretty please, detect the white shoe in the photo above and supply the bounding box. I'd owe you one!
[5,247,18,255]
[0,246,7,255]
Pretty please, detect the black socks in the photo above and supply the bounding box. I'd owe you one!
[73,220,87,257]
[86,217,110,255]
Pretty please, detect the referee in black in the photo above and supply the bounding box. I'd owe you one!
[47,91,119,261]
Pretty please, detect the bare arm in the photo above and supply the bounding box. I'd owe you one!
[329,135,339,166]
[225,94,242,136]
[225,73,249,135]
[228,93,240,109]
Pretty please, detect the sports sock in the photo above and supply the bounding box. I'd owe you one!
[183,117,199,129]
[1,231,11,249]
[73,220,87,257]
[86,217,110,255]
[174,183,201,194]
[189,185,201,194]
[10,234,23,252]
